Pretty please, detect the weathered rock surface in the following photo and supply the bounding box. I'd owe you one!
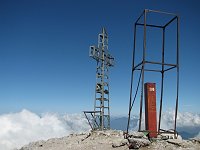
[190,137,200,144]
[19,130,129,150]
[128,138,150,149]
[19,130,200,150]
[128,131,146,138]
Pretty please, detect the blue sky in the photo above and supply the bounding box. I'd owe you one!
[0,0,200,115]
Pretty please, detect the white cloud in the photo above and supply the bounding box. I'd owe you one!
[161,110,200,130]
[0,109,90,150]
[130,110,200,138]
[0,109,200,150]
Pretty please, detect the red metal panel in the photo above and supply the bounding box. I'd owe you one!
[145,83,157,138]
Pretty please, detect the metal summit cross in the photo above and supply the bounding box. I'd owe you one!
[84,28,114,130]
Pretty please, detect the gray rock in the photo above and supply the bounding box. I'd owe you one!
[190,137,200,143]
[128,131,145,138]
[19,140,45,150]
[18,130,200,150]
[128,138,150,149]
[112,139,128,148]
[167,139,183,146]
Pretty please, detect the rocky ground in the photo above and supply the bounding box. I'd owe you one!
[19,130,200,150]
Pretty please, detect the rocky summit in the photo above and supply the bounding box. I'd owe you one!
[19,130,200,150]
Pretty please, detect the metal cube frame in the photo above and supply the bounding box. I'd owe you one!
[127,9,180,138]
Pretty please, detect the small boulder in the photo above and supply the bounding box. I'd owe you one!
[128,138,150,149]
[167,139,183,146]
[112,139,128,148]
[128,131,145,138]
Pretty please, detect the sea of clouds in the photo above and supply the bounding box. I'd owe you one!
[0,109,90,150]
[0,109,200,150]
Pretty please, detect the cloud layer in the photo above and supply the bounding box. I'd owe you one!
[0,109,90,150]
[0,109,200,150]
[111,110,200,139]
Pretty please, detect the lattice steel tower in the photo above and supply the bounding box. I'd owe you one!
[88,28,114,130]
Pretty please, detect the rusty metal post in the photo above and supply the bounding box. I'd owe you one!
[144,83,157,138]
